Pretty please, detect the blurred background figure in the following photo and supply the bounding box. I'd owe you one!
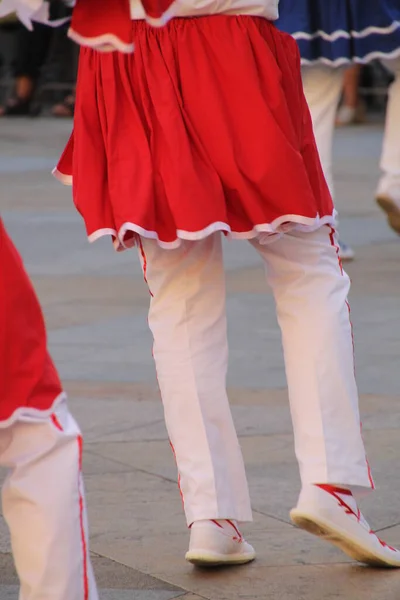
[336,65,365,126]
[0,0,76,117]
[277,0,400,259]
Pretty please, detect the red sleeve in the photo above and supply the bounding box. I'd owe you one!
[0,220,63,424]
[69,0,134,52]
[69,0,177,53]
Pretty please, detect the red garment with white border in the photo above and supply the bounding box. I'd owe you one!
[55,16,334,251]
[0,220,64,426]
[0,0,176,50]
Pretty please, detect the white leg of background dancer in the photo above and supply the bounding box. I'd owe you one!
[139,230,400,567]
[301,66,344,197]
[376,57,400,233]
[1,400,98,600]
[301,66,355,261]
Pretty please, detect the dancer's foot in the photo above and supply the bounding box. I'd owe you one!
[376,194,400,235]
[290,484,400,567]
[336,103,365,127]
[51,94,75,118]
[0,96,33,117]
[338,240,355,262]
[185,519,256,566]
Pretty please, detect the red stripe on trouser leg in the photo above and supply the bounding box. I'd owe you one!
[360,421,375,489]
[139,238,191,500]
[328,226,343,275]
[51,413,64,431]
[139,239,187,500]
[328,226,375,490]
[138,237,154,297]
[77,435,89,600]
[345,297,375,489]
[169,441,185,510]
[317,484,352,496]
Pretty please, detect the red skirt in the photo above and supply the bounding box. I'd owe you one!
[55,16,334,250]
[0,220,64,426]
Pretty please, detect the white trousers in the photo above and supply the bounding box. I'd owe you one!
[0,401,98,600]
[302,58,400,201]
[138,227,374,526]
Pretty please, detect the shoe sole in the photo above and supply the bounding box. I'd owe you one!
[339,253,355,263]
[185,550,256,567]
[376,195,400,235]
[290,509,400,568]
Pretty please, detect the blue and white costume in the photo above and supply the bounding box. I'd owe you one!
[277,0,400,230]
[277,0,400,66]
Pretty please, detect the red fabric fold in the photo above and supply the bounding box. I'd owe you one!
[56,17,334,251]
[69,0,177,52]
[69,0,133,51]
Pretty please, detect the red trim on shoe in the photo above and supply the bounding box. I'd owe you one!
[226,519,243,542]
[211,519,224,529]
[316,484,352,496]
[378,538,398,552]
[316,484,397,552]
[316,484,361,521]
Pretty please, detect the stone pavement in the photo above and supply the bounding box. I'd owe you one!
[1,117,400,599]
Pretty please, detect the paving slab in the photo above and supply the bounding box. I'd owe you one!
[152,563,400,600]
[0,587,184,600]
[0,551,185,598]
[1,117,400,599]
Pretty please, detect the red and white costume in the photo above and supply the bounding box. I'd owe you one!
[46,0,375,527]
[0,219,98,599]
[1,0,389,567]
[54,0,335,251]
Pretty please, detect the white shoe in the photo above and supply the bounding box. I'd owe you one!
[185,519,256,566]
[376,194,400,235]
[336,105,357,126]
[335,104,365,127]
[338,240,355,262]
[290,484,400,568]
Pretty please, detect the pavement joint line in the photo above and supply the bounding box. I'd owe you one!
[374,522,400,533]
[88,552,188,595]
[83,448,179,486]
[252,508,293,527]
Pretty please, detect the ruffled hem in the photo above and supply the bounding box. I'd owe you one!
[68,28,135,53]
[299,45,400,66]
[86,211,337,251]
[55,17,334,249]
[52,166,72,185]
[0,392,67,429]
[67,0,180,53]
[292,20,400,42]
[52,164,336,250]
[294,20,400,65]
[280,16,400,65]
